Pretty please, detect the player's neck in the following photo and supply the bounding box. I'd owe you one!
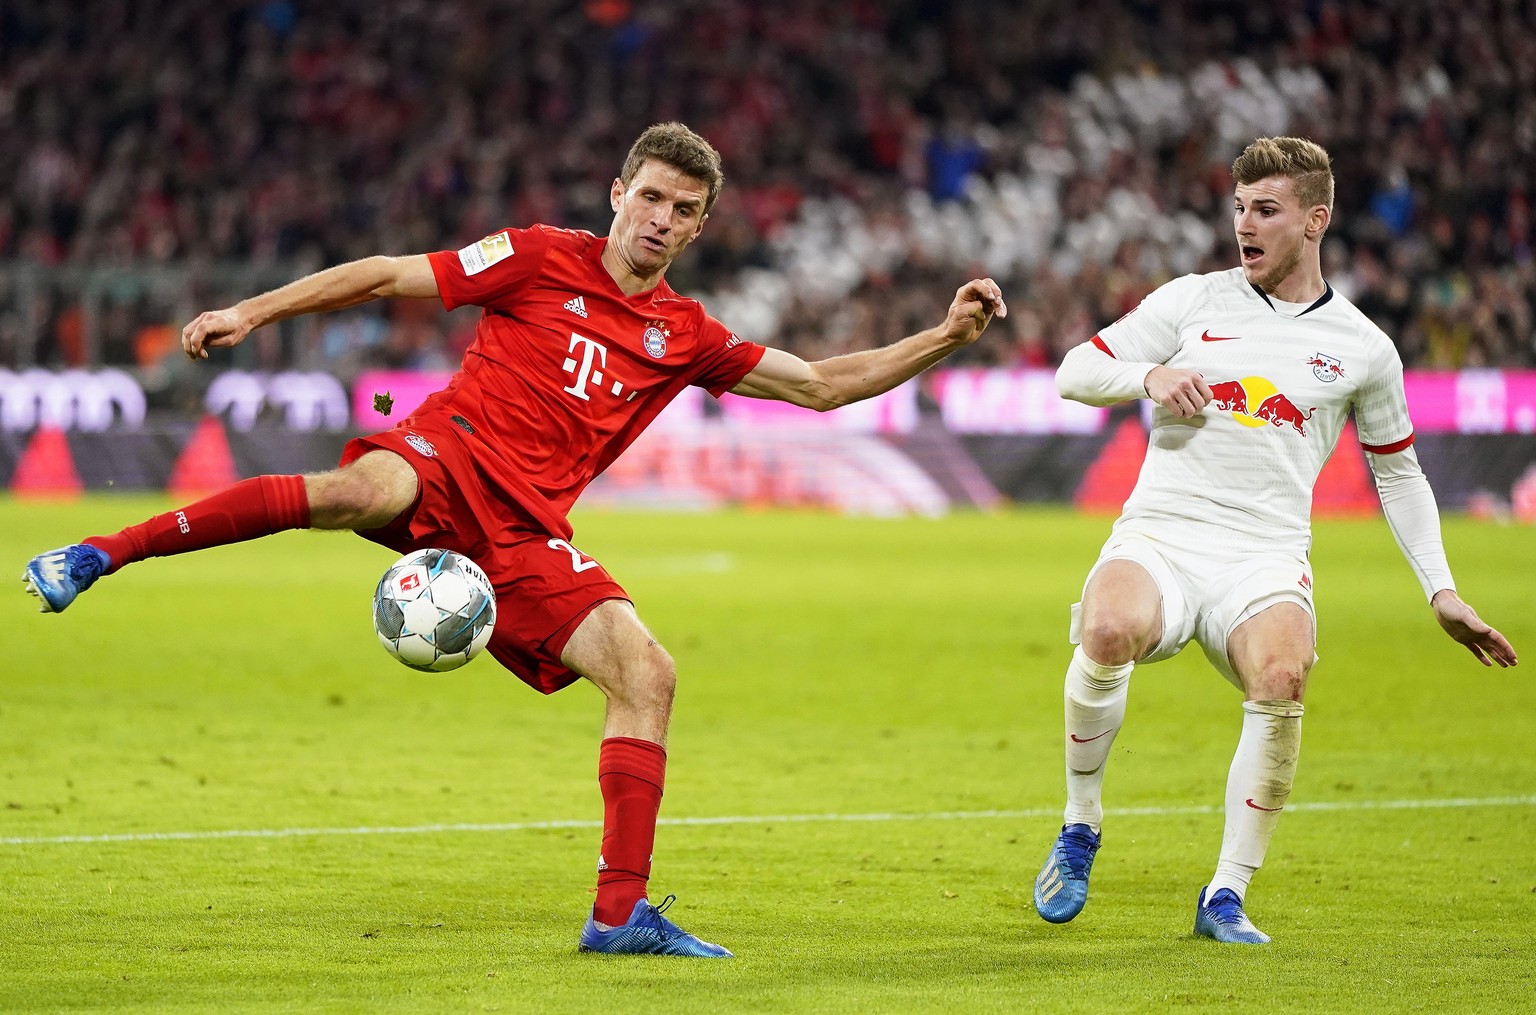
[1260,272,1326,305]
[1256,252,1326,305]
[600,244,667,297]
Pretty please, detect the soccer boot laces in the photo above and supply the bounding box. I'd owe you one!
[1193,886,1271,944]
[578,895,733,958]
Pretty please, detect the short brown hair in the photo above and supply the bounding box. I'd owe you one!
[1232,136,1334,215]
[620,122,725,212]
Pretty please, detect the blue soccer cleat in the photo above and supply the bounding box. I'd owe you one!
[22,544,111,614]
[1194,886,1271,944]
[1033,822,1101,923]
[578,895,732,958]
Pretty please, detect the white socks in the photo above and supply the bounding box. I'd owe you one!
[1062,646,1133,831]
[1207,699,1305,900]
[1059,648,1305,900]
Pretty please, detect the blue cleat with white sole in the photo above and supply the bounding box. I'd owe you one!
[1033,822,1101,923]
[578,895,732,957]
[23,544,111,614]
[1193,887,1271,944]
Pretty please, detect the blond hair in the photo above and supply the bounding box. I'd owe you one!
[1232,136,1334,215]
[620,122,725,213]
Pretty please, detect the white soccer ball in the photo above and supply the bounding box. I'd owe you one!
[373,549,497,672]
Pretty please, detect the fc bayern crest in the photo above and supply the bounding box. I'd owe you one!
[641,323,669,359]
[1307,352,1344,382]
[404,433,437,457]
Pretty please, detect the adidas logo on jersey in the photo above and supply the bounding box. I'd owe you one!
[564,295,589,318]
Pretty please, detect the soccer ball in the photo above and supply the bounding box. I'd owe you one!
[373,549,497,672]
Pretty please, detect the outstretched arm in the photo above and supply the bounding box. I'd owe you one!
[1370,447,1518,667]
[181,254,439,360]
[729,278,1006,410]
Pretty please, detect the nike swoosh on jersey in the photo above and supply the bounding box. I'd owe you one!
[1201,330,1242,342]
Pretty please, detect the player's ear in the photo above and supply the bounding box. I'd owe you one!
[1307,204,1330,240]
[610,178,625,212]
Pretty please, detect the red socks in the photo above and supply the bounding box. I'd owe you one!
[85,475,311,572]
[593,736,667,927]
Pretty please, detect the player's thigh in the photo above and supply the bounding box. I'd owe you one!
[307,449,419,530]
[1193,552,1315,694]
[1224,600,1315,702]
[560,599,674,698]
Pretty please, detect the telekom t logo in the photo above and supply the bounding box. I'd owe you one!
[561,332,627,401]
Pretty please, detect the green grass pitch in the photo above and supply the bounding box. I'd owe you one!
[3,497,1533,1012]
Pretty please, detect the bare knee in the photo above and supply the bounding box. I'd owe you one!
[601,642,676,711]
[1080,561,1162,665]
[1229,603,1313,702]
[1243,657,1309,702]
[562,600,677,743]
[1080,627,1139,666]
[1080,608,1158,665]
[586,638,676,747]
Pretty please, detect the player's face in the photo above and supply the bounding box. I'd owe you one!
[1233,176,1316,294]
[608,160,710,276]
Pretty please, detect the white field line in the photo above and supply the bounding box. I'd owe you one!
[3,794,1533,847]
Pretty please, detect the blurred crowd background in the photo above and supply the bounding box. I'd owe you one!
[2,0,1533,383]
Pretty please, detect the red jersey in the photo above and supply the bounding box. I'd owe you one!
[414,225,766,538]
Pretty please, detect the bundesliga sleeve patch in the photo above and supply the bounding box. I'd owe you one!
[457,231,514,276]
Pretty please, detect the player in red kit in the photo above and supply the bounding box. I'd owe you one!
[23,123,1008,957]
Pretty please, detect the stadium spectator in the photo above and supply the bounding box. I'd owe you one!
[0,1,1532,372]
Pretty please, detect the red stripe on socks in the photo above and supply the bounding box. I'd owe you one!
[85,475,311,572]
[592,736,667,927]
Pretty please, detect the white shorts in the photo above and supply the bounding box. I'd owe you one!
[1069,531,1316,690]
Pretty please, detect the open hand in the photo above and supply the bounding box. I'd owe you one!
[1432,590,1518,667]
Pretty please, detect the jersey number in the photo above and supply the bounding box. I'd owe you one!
[548,538,601,573]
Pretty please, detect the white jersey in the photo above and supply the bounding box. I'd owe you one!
[1094,267,1414,556]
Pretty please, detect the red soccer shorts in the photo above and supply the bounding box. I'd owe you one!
[341,415,628,694]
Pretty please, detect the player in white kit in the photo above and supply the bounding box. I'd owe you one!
[1031,136,1518,943]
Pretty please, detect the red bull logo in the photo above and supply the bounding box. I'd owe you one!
[1210,377,1316,436]
[1253,392,1315,434]
[1209,379,1248,413]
